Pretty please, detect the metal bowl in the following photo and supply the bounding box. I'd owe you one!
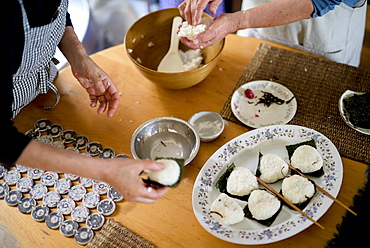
[130,117,200,165]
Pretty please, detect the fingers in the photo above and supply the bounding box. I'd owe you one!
[209,0,222,15]
[108,159,169,204]
[134,184,170,203]
[179,31,217,49]
[179,13,231,49]
[122,178,169,204]
[106,82,120,118]
[121,185,169,204]
[141,159,165,172]
[179,0,209,26]
[78,73,120,117]
[178,1,187,20]
[129,160,169,203]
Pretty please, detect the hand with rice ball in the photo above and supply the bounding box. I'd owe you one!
[60,27,120,118]
[177,0,366,66]
[178,0,314,49]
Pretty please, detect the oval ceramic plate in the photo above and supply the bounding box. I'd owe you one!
[192,125,342,245]
[339,90,370,135]
[231,81,297,128]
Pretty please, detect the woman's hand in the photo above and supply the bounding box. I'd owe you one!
[18,140,169,204]
[59,26,120,117]
[102,158,170,203]
[179,13,239,49]
[71,58,120,118]
[178,0,223,26]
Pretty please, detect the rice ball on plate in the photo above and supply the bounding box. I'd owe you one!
[248,189,281,221]
[281,175,315,205]
[291,145,323,174]
[147,158,182,187]
[258,154,289,183]
[226,167,258,196]
[177,17,212,41]
[210,193,244,225]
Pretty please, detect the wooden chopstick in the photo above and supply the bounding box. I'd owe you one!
[256,177,325,230]
[287,164,357,216]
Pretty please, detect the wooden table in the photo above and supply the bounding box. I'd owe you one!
[1,34,367,248]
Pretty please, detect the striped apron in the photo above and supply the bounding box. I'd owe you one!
[11,0,68,119]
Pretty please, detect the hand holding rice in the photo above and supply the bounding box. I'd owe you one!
[178,17,212,41]
[146,158,184,187]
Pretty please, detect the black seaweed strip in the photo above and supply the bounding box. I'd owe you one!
[243,198,283,227]
[215,163,236,193]
[142,178,165,187]
[290,167,325,177]
[225,192,250,202]
[255,151,263,178]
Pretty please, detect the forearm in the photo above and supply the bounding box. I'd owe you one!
[16,139,108,182]
[58,26,89,67]
[234,0,314,31]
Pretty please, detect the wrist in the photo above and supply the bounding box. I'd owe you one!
[90,159,110,183]
[234,11,250,31]
[59,26,89,67]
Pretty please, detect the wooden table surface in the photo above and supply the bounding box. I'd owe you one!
[1,34,367,248]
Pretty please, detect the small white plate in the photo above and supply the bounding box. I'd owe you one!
[231,81,297,128]
[339,90,370,135]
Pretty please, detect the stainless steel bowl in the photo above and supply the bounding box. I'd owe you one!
[130,117,200,165]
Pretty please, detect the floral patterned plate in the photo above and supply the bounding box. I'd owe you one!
[231,81,297,128]
[192,125,342,245]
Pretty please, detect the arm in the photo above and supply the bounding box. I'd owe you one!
[16,139,169,203]
[179,0,314,49]
[58,26,120,117]
[236,0,313,29]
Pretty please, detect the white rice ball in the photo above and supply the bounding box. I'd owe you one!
[179,49,203,71]
[226,167,258,196]
[177,17,212,41]
[259,154,289,183]
[248,190,281,220]
[281,175,315,204]
[291,145,323,173]
[147,159,180,186]
[210,193,244,225]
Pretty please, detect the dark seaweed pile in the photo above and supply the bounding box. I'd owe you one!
[255,91,285,107]
[255,91,294,107]
[343,92,370,129]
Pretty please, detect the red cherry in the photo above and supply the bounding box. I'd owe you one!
[244,89,254,99]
